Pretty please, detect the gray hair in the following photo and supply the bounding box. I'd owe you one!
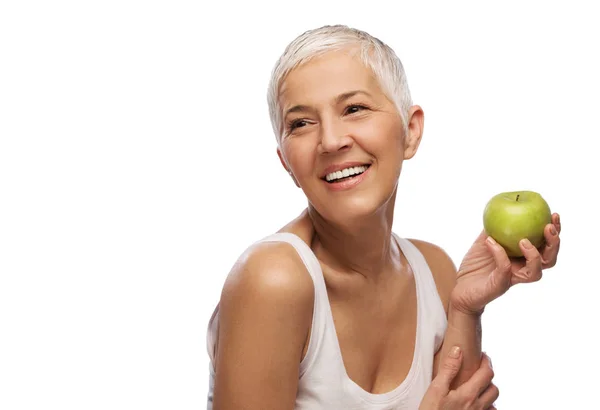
[267,24,413,147]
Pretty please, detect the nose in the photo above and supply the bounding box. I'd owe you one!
[317,118,353,154]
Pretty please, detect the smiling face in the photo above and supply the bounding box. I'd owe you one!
[277,49,424,224]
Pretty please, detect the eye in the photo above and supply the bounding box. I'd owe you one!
[344,104,368,115]
[287,119,309,131]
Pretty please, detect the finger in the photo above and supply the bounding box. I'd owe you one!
[474,229,489,244]
[512,238,543,284]
[430,346,463,393]
[456,352,494,398]
[540,220,561,268]
[478,382,500,408]
[485,236,513,297]
[553,212,561,234]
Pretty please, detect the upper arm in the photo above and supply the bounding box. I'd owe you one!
[409,239,457,314]
[409,240,458,378]
[212,241,314,410]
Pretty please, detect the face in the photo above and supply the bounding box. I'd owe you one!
[277,49,424,224]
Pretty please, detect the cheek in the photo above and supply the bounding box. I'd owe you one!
[384,124,406,157]
[284,141,316,176]
[360,124,404,159]
[366,127,406,178]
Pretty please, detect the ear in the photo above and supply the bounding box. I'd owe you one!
[403,105,425,160]
[277,148,300,187]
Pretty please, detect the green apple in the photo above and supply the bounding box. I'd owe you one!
[483,191,552,258]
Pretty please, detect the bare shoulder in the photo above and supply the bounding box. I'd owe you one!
[222,239,315,305]
[407,239,457,313]
[213,239,315,408]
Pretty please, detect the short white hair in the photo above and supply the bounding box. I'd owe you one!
[267,24,413,147]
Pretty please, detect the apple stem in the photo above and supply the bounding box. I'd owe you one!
[516,194,520,202]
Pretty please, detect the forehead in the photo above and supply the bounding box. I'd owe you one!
[279,50,383,108]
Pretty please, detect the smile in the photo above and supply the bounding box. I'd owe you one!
[320,164,372,192]
[324,165,370,183]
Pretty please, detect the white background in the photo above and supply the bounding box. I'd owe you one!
[1,1,598,409]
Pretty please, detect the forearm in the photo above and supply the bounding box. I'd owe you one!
[438,307,483,389]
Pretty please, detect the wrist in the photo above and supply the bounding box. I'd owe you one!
[449,296,485,318]
[448,305,483,323]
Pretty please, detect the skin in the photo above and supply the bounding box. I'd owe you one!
[212,48,562,409]
[441,213,561,388]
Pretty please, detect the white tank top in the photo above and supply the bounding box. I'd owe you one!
[206,232,448,409]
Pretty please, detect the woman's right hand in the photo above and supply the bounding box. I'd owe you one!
[419,347,499,410]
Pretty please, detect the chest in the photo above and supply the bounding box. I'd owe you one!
[325,271,418,395]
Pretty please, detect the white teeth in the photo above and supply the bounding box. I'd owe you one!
[325,165,368,182]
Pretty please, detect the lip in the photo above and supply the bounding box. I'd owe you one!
[319,161,371,179]
[321,163,372,192]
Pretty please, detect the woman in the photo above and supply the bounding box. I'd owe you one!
[206,25,561,409]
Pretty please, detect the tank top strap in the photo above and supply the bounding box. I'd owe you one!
[393,234,448,352]
[258,232,329,377]
[259,232,327,292]
[392,234,446,309]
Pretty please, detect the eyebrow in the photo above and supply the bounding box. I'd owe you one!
[335,90,372,104]
[283,90,372,119]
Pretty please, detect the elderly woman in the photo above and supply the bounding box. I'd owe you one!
[206,25,561,409]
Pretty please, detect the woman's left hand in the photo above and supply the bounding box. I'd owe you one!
[451,213,561,315]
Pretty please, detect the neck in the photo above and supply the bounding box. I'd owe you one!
[308,196,399,281]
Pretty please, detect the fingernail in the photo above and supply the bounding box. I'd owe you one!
[486,236,497,245]
[489,356,493,369]
[557,214,561,225]
[550,225,557,235]
[520,238,532,249]
[450,346,461,358]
